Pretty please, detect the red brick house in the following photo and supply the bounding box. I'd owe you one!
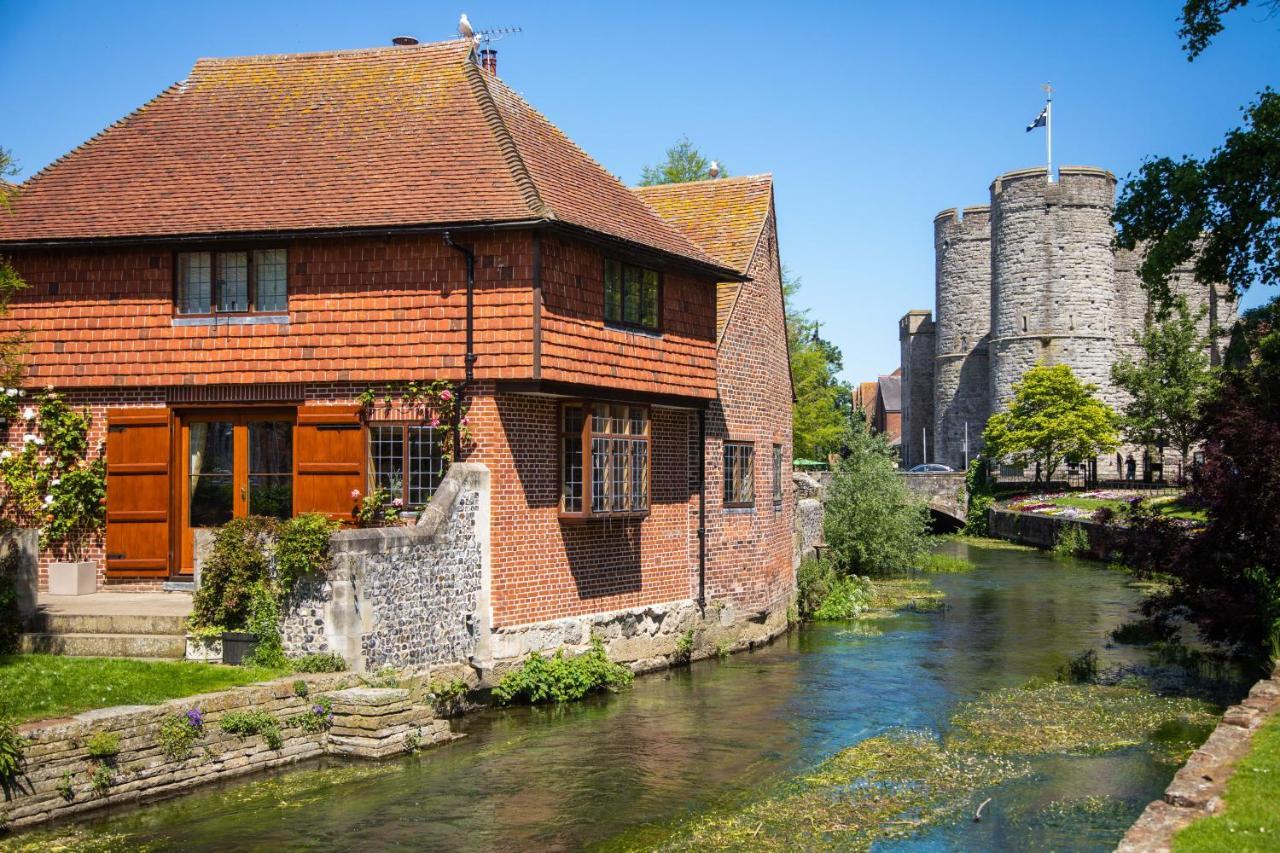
[0,40,794,642]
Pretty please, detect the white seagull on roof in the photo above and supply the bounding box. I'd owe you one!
[458,13,475,42]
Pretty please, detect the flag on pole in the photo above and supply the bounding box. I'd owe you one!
[1026,106,1048,132]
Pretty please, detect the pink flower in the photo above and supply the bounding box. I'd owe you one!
[350,489,361,500]
[439,389,453,401]
[429,417,441,428]
[460,417,469,426]
[392,498,404,508]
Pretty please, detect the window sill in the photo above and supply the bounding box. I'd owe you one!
[559,510,650,524]
[604,322,662,339]
[172,313,289,327]
[724,505,756,514]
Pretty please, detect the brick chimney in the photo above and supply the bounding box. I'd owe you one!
[479,48,497,74]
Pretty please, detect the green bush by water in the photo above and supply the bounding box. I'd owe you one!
[493,639,633,705]
[917,552,973,573]
[1053,523,1090,558]
[220,709,282,750]
[796,557,875,620]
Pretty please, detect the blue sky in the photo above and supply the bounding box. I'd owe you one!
[1,1,1276,381]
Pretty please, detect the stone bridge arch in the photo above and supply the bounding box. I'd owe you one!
[900,472,968,525]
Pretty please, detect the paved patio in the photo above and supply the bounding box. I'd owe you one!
[36,591,192,618]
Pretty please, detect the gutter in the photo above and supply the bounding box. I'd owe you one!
[443,232,477,460]
[698,408,707,612]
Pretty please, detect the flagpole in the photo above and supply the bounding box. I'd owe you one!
[1044,82,1054,183]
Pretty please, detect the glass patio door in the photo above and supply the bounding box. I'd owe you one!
[180,411,294,573]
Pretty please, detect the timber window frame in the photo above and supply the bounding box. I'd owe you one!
[367,423,446,511]
[603,258,661,331]
[560,401,651,520]
[723,441,755,509]
[174,248,289,317]
[772,443,784,508]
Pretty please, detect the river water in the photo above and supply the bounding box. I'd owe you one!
[8,540,1249,852]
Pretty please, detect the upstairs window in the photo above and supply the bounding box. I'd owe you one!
[176,248,288,315]
[723,442,755,509]
[604,259,660,331]
[561,402,650,519]
[368,424,445,511]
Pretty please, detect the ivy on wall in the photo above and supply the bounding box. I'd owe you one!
[357,379,472,463]
[0,389,106,552]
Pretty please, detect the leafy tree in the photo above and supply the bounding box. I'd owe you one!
[1129,295,1280,652]
[1113,90,1279,305]
[1178,0,1278,59]
[982,364,1119,482]
[1110,298,1217,476]
[784,270,851,460]
[822,422,929,575]
[638,136,727,186]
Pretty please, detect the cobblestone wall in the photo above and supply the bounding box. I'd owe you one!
[281,463,491,672]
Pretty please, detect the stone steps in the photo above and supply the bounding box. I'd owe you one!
[20,631,187,659]
[27,611,189,636]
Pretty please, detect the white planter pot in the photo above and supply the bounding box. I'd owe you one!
[185,635,223,663]
[48,561,97,596]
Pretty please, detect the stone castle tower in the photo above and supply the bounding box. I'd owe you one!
[900,166,1232,474]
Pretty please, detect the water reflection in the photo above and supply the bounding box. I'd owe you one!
[7,542,1248,852]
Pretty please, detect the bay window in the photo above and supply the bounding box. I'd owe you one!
[560,402,650,519]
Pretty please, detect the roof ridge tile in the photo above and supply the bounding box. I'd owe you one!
[463,58,549,220]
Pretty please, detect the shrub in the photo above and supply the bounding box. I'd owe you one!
[0,546,20,656]
[157,709,203,761]
[493,639,633,705]
[0,719,24,789]
[673,629,695,663]
[89,763,113,795]
[963,459,994,536]
[219,709,282,750]
[241,581,285,668]
[292,680,309,698]
[290,652,347,673]
[191,516,276,630]
[1056,649,1099,684]
[797,557,875,620]
[84,730,120,760]
[823,426,929,574]
[1053,524,1090,558]
[361,666,400,689]
[56,770,74,801]
[287,697,333,734]
[428,678,468,717]
[274,513,338,591]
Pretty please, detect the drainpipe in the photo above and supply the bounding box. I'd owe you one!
[698,408,707,612]
[443,232,477,461]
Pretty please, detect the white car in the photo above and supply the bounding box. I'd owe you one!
[908,463,955,473]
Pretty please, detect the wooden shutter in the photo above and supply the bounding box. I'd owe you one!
[296,404,364,521]
[105,408,171,576]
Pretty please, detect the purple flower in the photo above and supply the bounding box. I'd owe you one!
[186,708,204,729]
[312,704,324,715]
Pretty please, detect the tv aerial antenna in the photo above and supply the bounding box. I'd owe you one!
[475,25,522,46]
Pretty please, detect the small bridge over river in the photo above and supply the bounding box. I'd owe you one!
[900,472,968,525]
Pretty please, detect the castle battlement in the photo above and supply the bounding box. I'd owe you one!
[899,164,1231,474]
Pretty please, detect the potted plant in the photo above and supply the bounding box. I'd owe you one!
[220,630,258,665]
[184,623,224,663]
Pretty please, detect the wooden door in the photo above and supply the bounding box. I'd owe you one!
[295,404,365,521]
[105,408,172,577]
[177,410,296,573]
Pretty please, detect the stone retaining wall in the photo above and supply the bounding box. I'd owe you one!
[1117,666,1280,852]
[0,675,454,832]
[280,463,491,672]
[491,591,791,676]
[987,507,1125,559]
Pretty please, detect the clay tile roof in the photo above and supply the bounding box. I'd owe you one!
[632,174,774,273]
[878,375,902,412]
[0,40,731,274]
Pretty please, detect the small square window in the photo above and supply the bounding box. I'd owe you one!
[723,442,755,508]
[604,259,660,330]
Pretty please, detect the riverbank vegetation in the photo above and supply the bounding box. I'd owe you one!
[492,639,633,705]
[0,655,288,724]
[795,558,944,621]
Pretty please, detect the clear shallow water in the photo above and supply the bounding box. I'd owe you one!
[8,542,1249,852]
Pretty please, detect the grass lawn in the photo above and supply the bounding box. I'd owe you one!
[1174,713,1280,852]
[0,655,288,724]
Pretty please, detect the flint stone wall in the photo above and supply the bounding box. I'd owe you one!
[281,463,491,673]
